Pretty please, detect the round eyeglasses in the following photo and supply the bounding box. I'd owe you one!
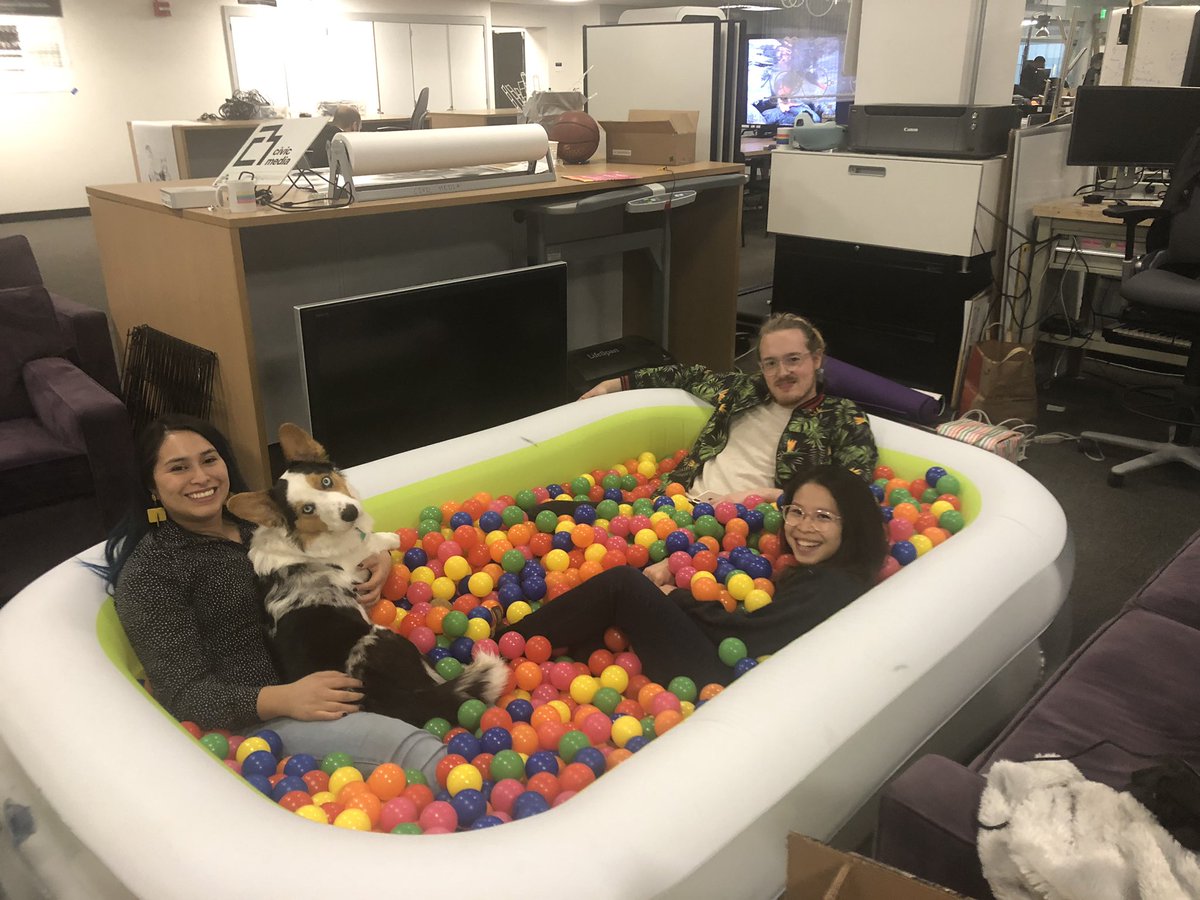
[759,351,813,374]
[780,504,841,528]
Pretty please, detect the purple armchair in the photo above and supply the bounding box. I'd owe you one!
[0,237,138,600]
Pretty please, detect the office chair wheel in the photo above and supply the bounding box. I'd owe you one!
[1108,471,1125,488]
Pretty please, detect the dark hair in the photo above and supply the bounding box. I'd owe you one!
[86,415,248,591]
[777,464,887,586]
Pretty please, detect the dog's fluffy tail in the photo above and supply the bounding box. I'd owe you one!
[361,641,510,726]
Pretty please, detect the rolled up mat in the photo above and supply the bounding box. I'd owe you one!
[822,356,943,426]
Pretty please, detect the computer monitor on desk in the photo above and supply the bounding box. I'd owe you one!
[1067,86,1200,193]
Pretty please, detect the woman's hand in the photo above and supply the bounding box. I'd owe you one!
[355,550,392,606]
[258,671,364,721]
[579,377,622,401]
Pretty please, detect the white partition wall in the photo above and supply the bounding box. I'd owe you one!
[449,24,489,109]
[375,22,417,117]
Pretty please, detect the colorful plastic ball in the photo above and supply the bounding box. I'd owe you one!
[199,732,229,759]
[379,796,419,831]
[447,732,482,761]
[329,765,365,797]
[391,822,423,835]
[333,808,372,831]
[572,746,607,779]
[418,800,458,832]
[448,788,486,826]
[467,572,494,598]
[244,773,273,797]
[478,727,512,756]
[717,637,749,667]
[525,750,559,778]
[625,735,650,753]
[935,474,961,496]
[591,686,622,716]
[424,717,452,740]
[294,804,328,823]
[489,750,526,783]
[471,815,504,829]
[301,770,330,795]
[666,675,697,703]
[316,751,352,777]
[241,750,278,779]
[457,698,487,731]
[513,790,550,819]
[506,698,534,723]
[445,763,483,796]
[910,534,934,556]
[939,509,966,534]
[435,656,464,681]
[888,518,915,542]
[235,736,271,764]
[558,729,591,763]
[507,601,533,624]
[365,764,407,803]
[271,776,309,802]
[733,656,758,678]
[925,465,947,486]
[610,715,643,748]
[891,541,918,565]
[929,500,954,519]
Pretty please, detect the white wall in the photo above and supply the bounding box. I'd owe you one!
[3,0,592,215]
[490,4,600,93]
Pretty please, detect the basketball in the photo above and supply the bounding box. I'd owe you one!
[549,112,601,165]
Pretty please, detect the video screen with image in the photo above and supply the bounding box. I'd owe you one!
[746,36,844,127]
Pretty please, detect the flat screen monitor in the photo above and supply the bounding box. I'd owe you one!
[745,35,843,128]
[296,263,570,468]
[1067,85,1200,168]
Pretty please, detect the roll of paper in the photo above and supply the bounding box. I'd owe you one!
[334,124,549,176]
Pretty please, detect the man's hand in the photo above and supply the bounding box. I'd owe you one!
[579,377,622,401]
[355,550,392,606]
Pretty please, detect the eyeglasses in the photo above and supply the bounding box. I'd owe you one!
[760,352,813,374]
[780,504,841,528]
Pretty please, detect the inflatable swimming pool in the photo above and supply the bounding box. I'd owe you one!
[0,389,1071,900]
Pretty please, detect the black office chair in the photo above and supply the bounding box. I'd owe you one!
[377,88,430,132]
[1081,129,1200,485]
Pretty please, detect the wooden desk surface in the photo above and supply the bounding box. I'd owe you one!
[87,160,745,228]
[741,137,777,159]
[1032,195,1162,224]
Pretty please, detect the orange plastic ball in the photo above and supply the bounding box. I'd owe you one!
[698,683,724,701]
[511,723,539,756]
[514,661,543,692]
[366,763,407,802]
[603,627,628,652]
[343,790,381,827]
[368,599,397,627]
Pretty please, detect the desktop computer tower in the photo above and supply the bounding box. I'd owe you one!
[772,235,993,398]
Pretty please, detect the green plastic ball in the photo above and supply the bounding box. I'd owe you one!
[602,474,621,490]
[434,657,463,681]
[419,506,441,524]
[693,514,721,538]
[442,610,469,638]
[667,675,697,703]
[489,749,525,781]
[501,549,526,574]
[391,823,423,835]
[936,474,961,496]
[501,505,526,528]
[558,730,591,763]
[423,717,451,739]
[199,732,228,759]
[596,499,620,520]
[620,474,639,491]
[404,767,428,786]
[457,698,487,731]
[921,488,940,504]
[639,715,657,740]
[888,487,912,505]
[671,509,693,528]
[592,686,622,715]
[718,637,749,667]
[417,518,442,538]
[435,634,452,650]
[571,476,591,496]
[321,751,354,775]
[939,509,966,534]
[535,509,558,533]
[631,498,655,517]
[760,509,782,534]
[648,539,668,562]
[515,489,538,511]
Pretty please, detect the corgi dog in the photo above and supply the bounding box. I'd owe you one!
[227,423,507,725]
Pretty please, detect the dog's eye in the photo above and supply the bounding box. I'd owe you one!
[301,503,316,514]
[320,476,333,489]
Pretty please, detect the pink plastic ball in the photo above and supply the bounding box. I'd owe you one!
[667,551,693,574]
[409,626,436,654]
[614,652,642,678]
[407,582,432,604]
[436,541,463,562]
[674,567,697,589]
[552,789,578,807]
[888,519,915,543]
[472,639,499,659]
[532,683,559,705]
[550,662,577,691]
[427,559,445,578]
[418,800,458,832]
[714,502,738,524]
[379,796,419,831]
[878,556,902,582]
[649,690,682,715]
[490,779,525,815]
[498,632,526,660]
[581,711,612,744]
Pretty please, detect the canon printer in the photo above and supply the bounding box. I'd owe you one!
[848,104,1019,158]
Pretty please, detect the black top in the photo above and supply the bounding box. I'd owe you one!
[113,519,277,731]
[671,565,866,658]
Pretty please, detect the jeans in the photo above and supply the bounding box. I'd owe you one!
[262,711,446,782]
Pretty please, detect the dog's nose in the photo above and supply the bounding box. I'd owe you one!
[341,504,359,522]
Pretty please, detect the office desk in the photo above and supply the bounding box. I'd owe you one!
[87,160,743,488]
[1021,196,1184,365]
[128,116,414,181]
[427,109,521,128]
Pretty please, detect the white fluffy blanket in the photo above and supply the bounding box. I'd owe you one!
[977,759,1200,900]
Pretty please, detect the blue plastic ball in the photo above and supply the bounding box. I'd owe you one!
[471,815,504,829]
[664,531,691,553]
[891,541,918,566]
[625,735,650,753]
[735,503,749,520]
[427,646,451,664]
[244,773,273,796]
[880,506,894,523]
[743,509,765,532]
[435,788,452,803]
[252,728,283,758]
[271,775,308,802]
[525,750,559,778]
[521,578,547,601]
[447,732,482,761]
[450,788,487,827]
[692,502,715,519]
[241,750,278,779]
[506,698,534,723]
[521,560,544,579]
[283,753,318,777]
[652,495,674,510]
[457,576,473,595]
[546,484,563,497]
[574,746,606,779]
[468,606,495,623]
[551,532,574,552]
[733,657,759,678]
[480,779,494,801]
[714,559,735,582]
[513,791,550,819]
[449,511,473,530]
[925,466,948,487]
[481,726,513,755]
[497,583,525,608]
[479,511,503,533]
[497,572,520,589]
[869,484,885,503]
[604,488,623,503]
[744,555,773,579]
[574,504,598,524]
[403,547,428,569]
[449,637,475,663]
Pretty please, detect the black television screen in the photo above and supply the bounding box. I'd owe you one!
[296,263,570,468]
[1067,86,1200,168]
[745,35,844,127]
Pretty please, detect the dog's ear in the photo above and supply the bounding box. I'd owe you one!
[227,491,285,528]
[278,423,329,464]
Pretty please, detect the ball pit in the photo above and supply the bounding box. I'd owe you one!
[0,389,1070,899]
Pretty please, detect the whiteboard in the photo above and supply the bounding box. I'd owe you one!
[1125,5,1200,87]
[448,24,488,110]
[585,23,720,162]
[375,22,415,116]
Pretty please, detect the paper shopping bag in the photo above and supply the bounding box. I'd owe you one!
[958,340,1037,423]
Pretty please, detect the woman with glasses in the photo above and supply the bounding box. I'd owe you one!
[502,465,887,687]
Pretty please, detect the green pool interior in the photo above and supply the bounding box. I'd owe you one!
[97,405,980,689]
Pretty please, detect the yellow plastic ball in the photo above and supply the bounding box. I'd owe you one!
[443,555,471,582]
[468,572,494,598]
[614,464,629,476]
[465,618,491,642]
[546,700,572,723]
[618,504,634,517]
[554,520,575,534]
[431,576,456,602]
[332,808,372,831]
[295,805,329,824]
[544,549,570,572]
[726,572,754,601]
[511,688,532,701]
[633,528,658,549]
[637,460,657,479]
[929,500,954,519]
[569,674,600,704]
[310,791,336,807]
[235,736,270,764]
[671,494,691,510]
[680,700,695,718]
[445,763,483,796]
[392,608,407,627]
[594,518,610,531]
[910,534,934,556]
[410,566,435,585]
[583,544,607,563]
[329,766,365,797]
[579,473,596,487]
[599,664,629,694]
[554,493,572,501]
[506,601,533,624]
[743,588,773,613]
[440,527,453,540]
[637,451,656,463]
[484,530,508,547]
[691,570,716,584]
[649,510,671,525]
[611,715,644,748]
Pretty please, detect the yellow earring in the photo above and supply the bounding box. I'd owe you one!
[147,496,166,525]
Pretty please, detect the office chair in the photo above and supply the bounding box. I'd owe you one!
[378,88,430,132]
[1080,131,1200,485]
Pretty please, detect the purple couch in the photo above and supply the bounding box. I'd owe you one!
[873,527,1200,898]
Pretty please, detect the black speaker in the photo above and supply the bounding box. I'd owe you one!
[567,336,674,397]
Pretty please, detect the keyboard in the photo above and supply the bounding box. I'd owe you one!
[1103,324,1192,354]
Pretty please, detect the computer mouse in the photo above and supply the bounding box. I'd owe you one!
[1083,193,1103,205]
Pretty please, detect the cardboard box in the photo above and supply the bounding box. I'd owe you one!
[786,834,969,900]
[599,110,699,166]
